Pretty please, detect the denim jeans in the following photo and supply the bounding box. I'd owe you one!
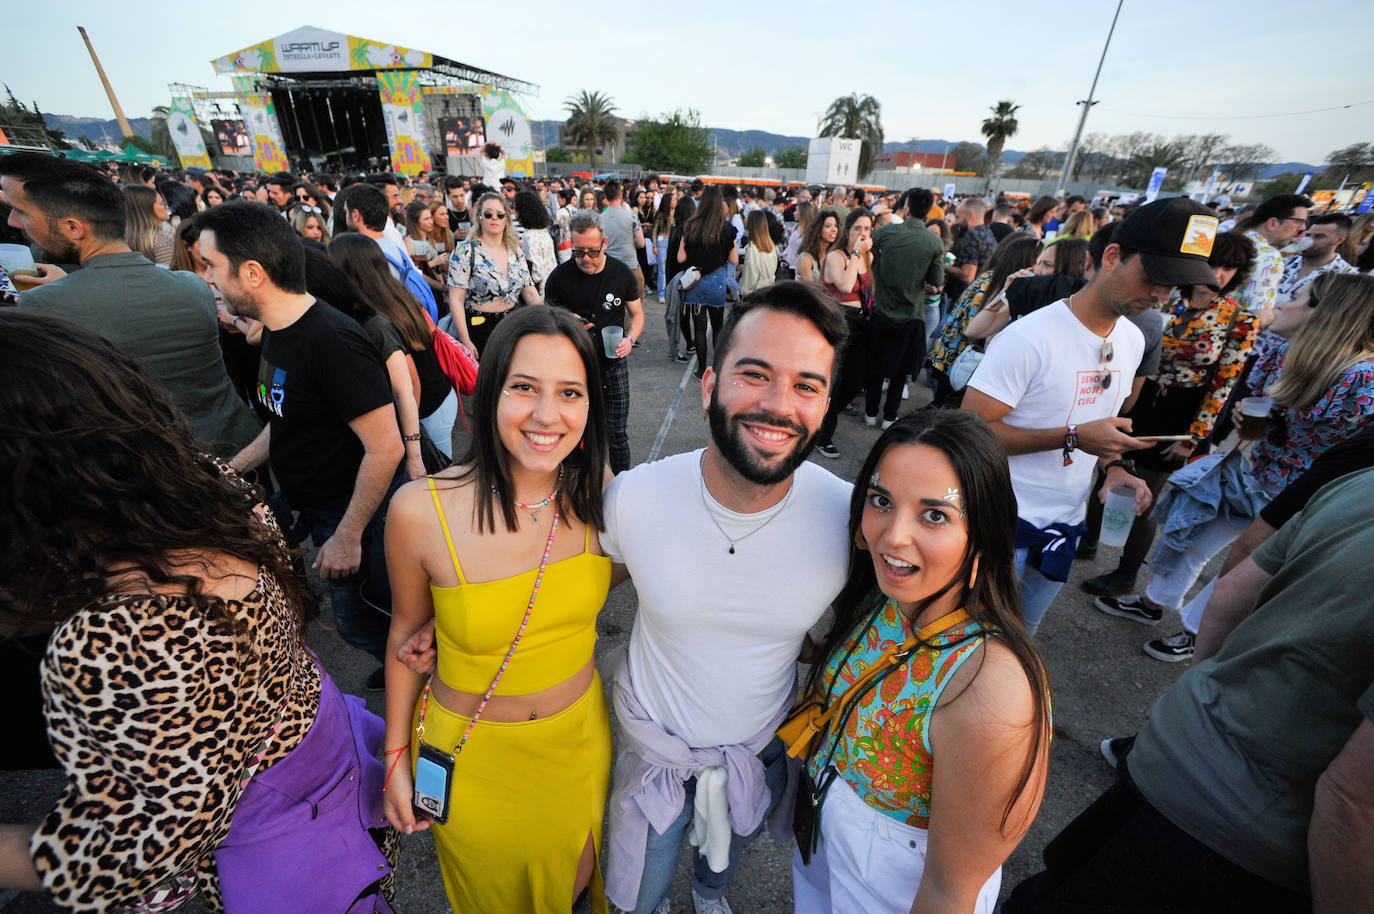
[632,737,788,913]
[655,236,670,297]
[1015,546,1066,635]
[269,486,396,663]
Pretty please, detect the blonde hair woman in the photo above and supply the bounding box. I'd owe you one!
[1101,272,1374,657]
[445,191,540,356]
[739,209,778,295]
[289,205,330,245]
[124,184,174,266]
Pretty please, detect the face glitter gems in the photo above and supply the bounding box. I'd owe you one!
[942,487,966,518]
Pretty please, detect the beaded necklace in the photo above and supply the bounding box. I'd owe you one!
[494,466,563,523]
[417,506,561,752]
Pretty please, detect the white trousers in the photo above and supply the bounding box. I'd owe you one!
[792,776,1000,914]
[1143,513,1252,610]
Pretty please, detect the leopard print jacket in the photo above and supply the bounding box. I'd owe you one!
[29,464,397,913]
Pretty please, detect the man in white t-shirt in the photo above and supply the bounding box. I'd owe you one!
[963,197,1224,633]
[601,282,851,914]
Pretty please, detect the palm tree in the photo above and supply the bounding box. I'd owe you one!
[980,100,1021,189]
[562,90,619,171]
[817,93,884,178]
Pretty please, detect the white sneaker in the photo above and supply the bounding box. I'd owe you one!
[902,383,910,400]
[881,419,895,430]
[691,889,732,914]
[864,414,878,427]
[650,899,672,914]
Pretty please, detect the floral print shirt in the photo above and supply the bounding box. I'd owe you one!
[445,239,534,306]
[1247,340,1374,492]
[1156,296,1260,439]
[1278,253,1356,301]
[808,593,991,828]
[1235,230,1283,316]
[926,272,992,373]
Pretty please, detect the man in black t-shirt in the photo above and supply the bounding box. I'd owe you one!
[544,210,645,473]
[200,202,403,670]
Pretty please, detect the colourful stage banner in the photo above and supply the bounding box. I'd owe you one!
[167,96,212,170]
[230,76,290,173]
[376,70,432,176]
[478,88,533,177]
[213,27,432,75]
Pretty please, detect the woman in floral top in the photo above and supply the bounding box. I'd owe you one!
[793,410,1051,914]
[445,191,541,355]
[1101,272,1374,658]
[1082,231,1257,595]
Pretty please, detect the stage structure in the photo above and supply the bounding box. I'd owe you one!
[203,26,539,176]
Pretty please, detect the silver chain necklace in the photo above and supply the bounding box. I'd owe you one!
[698,453,796,555]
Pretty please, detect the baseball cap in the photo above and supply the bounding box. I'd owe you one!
[1112,197,1221,290]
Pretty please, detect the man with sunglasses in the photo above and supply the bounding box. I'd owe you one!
[543,209,645,473]
[1234,193,1311,327]
[963,197,1223,634]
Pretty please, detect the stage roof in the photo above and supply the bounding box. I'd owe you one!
[211,26,537,95]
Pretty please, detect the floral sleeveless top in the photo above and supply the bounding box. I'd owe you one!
[808,592,991,828]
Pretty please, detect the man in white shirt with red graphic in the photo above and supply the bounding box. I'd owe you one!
[963,198,1224,633]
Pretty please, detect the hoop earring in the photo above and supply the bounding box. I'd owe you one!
[967,554,981,591]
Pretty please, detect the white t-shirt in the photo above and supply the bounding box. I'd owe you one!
[600,450,851,747]
[968,299,1144,528]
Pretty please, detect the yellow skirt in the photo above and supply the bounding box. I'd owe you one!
[410,673,612,913]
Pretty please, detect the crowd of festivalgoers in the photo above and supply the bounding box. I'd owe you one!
[1,146,1372,914]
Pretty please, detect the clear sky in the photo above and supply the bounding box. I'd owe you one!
[7,0,1373,165]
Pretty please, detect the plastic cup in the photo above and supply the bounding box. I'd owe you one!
[1099,486,1137,548]
[1238,396,1273,441]
[601,325,624,359]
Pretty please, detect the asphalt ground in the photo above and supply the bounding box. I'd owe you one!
[0,297,1221,913]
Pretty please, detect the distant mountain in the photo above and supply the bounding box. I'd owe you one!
[46,112,1314,178]
[42,113,156,145]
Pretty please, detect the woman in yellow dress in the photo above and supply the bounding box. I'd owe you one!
[382,306,613,912]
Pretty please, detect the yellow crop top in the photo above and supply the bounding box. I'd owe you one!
[426,477,610,695]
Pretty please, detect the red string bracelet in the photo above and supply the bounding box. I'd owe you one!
[382,746,408,792]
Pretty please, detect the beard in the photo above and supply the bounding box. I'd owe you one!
[220,286,261,320]
[707,388,816,486]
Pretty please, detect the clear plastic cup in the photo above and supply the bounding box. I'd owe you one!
[1238,396,1273,441]
[601,325,624,359]
[1099,486,1137,548]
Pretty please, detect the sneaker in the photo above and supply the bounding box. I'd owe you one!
[365,667,386,692]
[651,899,671,914]
[881,418,895,430]
[1081,569,1138,596]
[691,889,732,914]
[1143,630,1195,663]
[1093,594,1162,625]
[902,383,910,400]
[1075,535,1099,560]
[1100,736,1132,770]
[816,442,840,459]
[864,414,878,427]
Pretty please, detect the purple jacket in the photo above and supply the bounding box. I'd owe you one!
[213,668,394,913]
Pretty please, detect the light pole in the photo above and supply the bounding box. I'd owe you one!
[1055,0,1123,196]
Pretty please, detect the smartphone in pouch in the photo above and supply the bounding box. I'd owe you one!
[413,743,454,825]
